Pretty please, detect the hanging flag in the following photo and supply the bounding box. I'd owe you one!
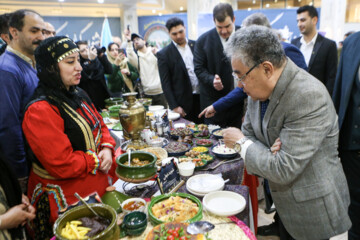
[101,16,112,48]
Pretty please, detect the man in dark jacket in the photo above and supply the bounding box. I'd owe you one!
[157,17,201,123]
[332,31,360,240]
[194,3,243,128]
[76,41,112,110]
[291,5,337,95]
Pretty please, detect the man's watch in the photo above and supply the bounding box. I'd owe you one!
[234,137,248,152]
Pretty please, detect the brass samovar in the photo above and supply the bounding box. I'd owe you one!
[119,93,147,149]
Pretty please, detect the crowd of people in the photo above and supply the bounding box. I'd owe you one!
[0,3,359,240]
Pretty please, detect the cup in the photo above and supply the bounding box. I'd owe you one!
[178,161,195,177]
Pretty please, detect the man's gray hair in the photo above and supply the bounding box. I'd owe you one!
[225,25,285,68]
[242,12,271,28]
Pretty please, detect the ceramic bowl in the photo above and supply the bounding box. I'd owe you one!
[105,97,123,109]
[121,198,147,215]
[178,161,195,176]
[211,128,224,139]
[148,193,202,226]
[116,151,157,180]
[108,105,122,119]
[101,186,130,214]
[53,203,119,240]
[211,144,238,159]
[122,211,147,236]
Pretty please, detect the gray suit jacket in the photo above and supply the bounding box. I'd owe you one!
[243,59,351,240]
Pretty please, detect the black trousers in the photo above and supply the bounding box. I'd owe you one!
[340,150,360,240]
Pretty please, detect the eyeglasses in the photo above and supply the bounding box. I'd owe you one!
[232,62,260,85]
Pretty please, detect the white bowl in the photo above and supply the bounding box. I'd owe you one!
[121,198,147,214]
[178,161,195,177]
[203,191,246,217]
[148,105,164,112]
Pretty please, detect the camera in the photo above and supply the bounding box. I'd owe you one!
[118,48,125,54]
[94,45,106,55]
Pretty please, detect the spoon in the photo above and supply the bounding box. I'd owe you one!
[74,192,101,218]
[187,221,235,235]
[128,149,131,166]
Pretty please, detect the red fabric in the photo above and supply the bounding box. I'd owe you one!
[242,167,259,234]
[23,100,117,223]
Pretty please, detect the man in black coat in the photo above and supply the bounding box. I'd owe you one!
[332,31,360,240]
[76,41,112,110]
[157,17,201,123]
[194,3,243,128]
[291,5,337,95]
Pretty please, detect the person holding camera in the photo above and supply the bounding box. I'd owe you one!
[106,42,138,97]
[76,41,112,110]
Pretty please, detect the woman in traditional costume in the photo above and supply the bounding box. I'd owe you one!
[22,36,117,238]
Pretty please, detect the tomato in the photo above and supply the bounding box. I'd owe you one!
[179,236,187,240]
[172,231,179,237]
[167,229,173,235]
[167,235,175,240]
[174,227,181,232]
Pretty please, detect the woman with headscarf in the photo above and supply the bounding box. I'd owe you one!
[22,36,117,238]
[106,42,138,97]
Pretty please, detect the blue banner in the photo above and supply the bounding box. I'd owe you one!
[43,16,121,47]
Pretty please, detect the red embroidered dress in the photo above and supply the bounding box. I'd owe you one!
[23,100,117,224]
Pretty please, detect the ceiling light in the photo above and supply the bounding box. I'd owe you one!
[248,8,252,11]
[58,0,64,2]
[97,0,104,3]
[274,0,277,2]
[158,13,162,16]
[266,3,270,7]
[152,9,156,13]
[252,0,256,4]
[298,0,301,2]
[309,2,313,5]
[287,5,292,8]
[180,6,184,11]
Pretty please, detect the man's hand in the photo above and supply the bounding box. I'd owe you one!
[173,106,186,117]
[0,204,36,229]
[223,127,245,148]
[88,46,97,60]
[198,105,216,118]
[124,29,131,41]
[271,138,282,155]
[213,74,224,91]
[98,147,113,173]
[151,47,158,55]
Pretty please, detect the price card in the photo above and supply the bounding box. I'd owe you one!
[156,159,181,194]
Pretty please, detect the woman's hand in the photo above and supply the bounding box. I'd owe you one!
[271,138,282,155]
[98,147,113,173]
[0,204,36,230]
[114,53,125,66]
[120,69,130,76]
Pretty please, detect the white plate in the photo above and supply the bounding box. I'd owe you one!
[148,105,164,111]
[187,183,225,197]
[168,112,180,120]
[186,174,225,194]
[203,191,246,217]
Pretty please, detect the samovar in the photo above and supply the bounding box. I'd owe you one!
[119,93,147,149]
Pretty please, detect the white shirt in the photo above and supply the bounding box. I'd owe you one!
[173,39,199,93]
[218,26,235,49]
[300,32,318,67]
[126,42,163,95]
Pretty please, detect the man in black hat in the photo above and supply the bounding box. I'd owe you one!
[124,31,167,108]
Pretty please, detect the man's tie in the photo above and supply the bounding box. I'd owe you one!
[260,99,269,121]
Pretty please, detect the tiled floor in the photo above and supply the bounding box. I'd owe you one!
[256,196,348,240]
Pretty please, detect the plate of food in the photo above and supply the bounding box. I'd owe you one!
[145,222,205,240]
[193,159,207,170]
[148,193,202,225]
[191,146,209,154]
[195,138,214,147]
[211,128,224,139]
[164,142,191,156]
[142,147,168,166]
[211,144,238,159]
[170,128,193,140]
[193,128,210,139]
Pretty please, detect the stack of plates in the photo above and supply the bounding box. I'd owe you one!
[203,191,246,217]
[186,174,226,197]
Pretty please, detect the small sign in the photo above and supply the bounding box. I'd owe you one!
[156,159,181,194]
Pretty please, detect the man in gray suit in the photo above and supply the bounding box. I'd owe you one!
[223,25,351,240]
